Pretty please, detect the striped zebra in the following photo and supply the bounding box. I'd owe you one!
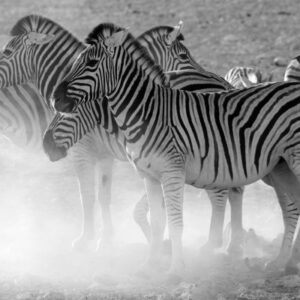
[284,56,300,82]
[225,66,272,89]
[136,24,242,251]
[52,24,300,279]
[0,15,128,251]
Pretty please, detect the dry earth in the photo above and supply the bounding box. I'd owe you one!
[0,0,300,299]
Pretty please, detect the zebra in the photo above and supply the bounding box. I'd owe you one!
[284,56,300,82]
[0,14,128,251]
[52,23,300,279]
[224,66,273,89]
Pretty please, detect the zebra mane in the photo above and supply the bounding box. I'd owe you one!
[86,23,168,86]
[137,25,184,42]
[10,14,79,42]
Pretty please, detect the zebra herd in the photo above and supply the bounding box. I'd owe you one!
[1,14,300,281]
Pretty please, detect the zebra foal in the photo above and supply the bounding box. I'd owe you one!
[52,24,300,279]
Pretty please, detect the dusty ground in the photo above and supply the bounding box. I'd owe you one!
[1,0,300,299]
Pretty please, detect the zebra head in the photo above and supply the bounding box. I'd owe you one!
[137,21,202,72]
[43,100,102,161]
[0,15,85,104]
[52,23,128,113]
[0,15,56,89]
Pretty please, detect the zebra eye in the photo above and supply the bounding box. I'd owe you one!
[178,53,188,60]
[87,59,99,68]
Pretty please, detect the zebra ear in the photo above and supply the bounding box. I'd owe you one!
[168,20,183,44]
[26,32,55,46]
[104,30,128,48]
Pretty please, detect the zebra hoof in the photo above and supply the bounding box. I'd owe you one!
[72,235,96,252]
[227,244,243,259]
[244,257,265,272]
[265,258,285,273]
[96,239,114,255]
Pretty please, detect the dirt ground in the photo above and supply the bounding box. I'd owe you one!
[1,0,300,299]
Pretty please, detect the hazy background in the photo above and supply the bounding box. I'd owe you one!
[0,0,299,299]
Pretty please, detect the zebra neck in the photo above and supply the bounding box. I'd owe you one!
[96,96,120,135]
[0,83,53,150]
[34,35,85,106]
[107,75,167,144]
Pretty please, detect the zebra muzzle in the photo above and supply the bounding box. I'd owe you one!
[43,129,67,162]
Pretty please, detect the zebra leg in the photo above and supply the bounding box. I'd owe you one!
[161,172,185,281]
[133,194,151,243]
[96,157,114,250]
[227,187,245,257]
[275,158,300,273]
[71,156,97,251]
[141,176,165,272]
[285,228,300,274]
[201,188,228,252]
[264,175,299,271]
[133,194,171,254]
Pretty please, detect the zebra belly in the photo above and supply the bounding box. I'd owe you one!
[184,155,280,189]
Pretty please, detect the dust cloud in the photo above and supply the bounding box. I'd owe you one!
[0,135,286,294]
